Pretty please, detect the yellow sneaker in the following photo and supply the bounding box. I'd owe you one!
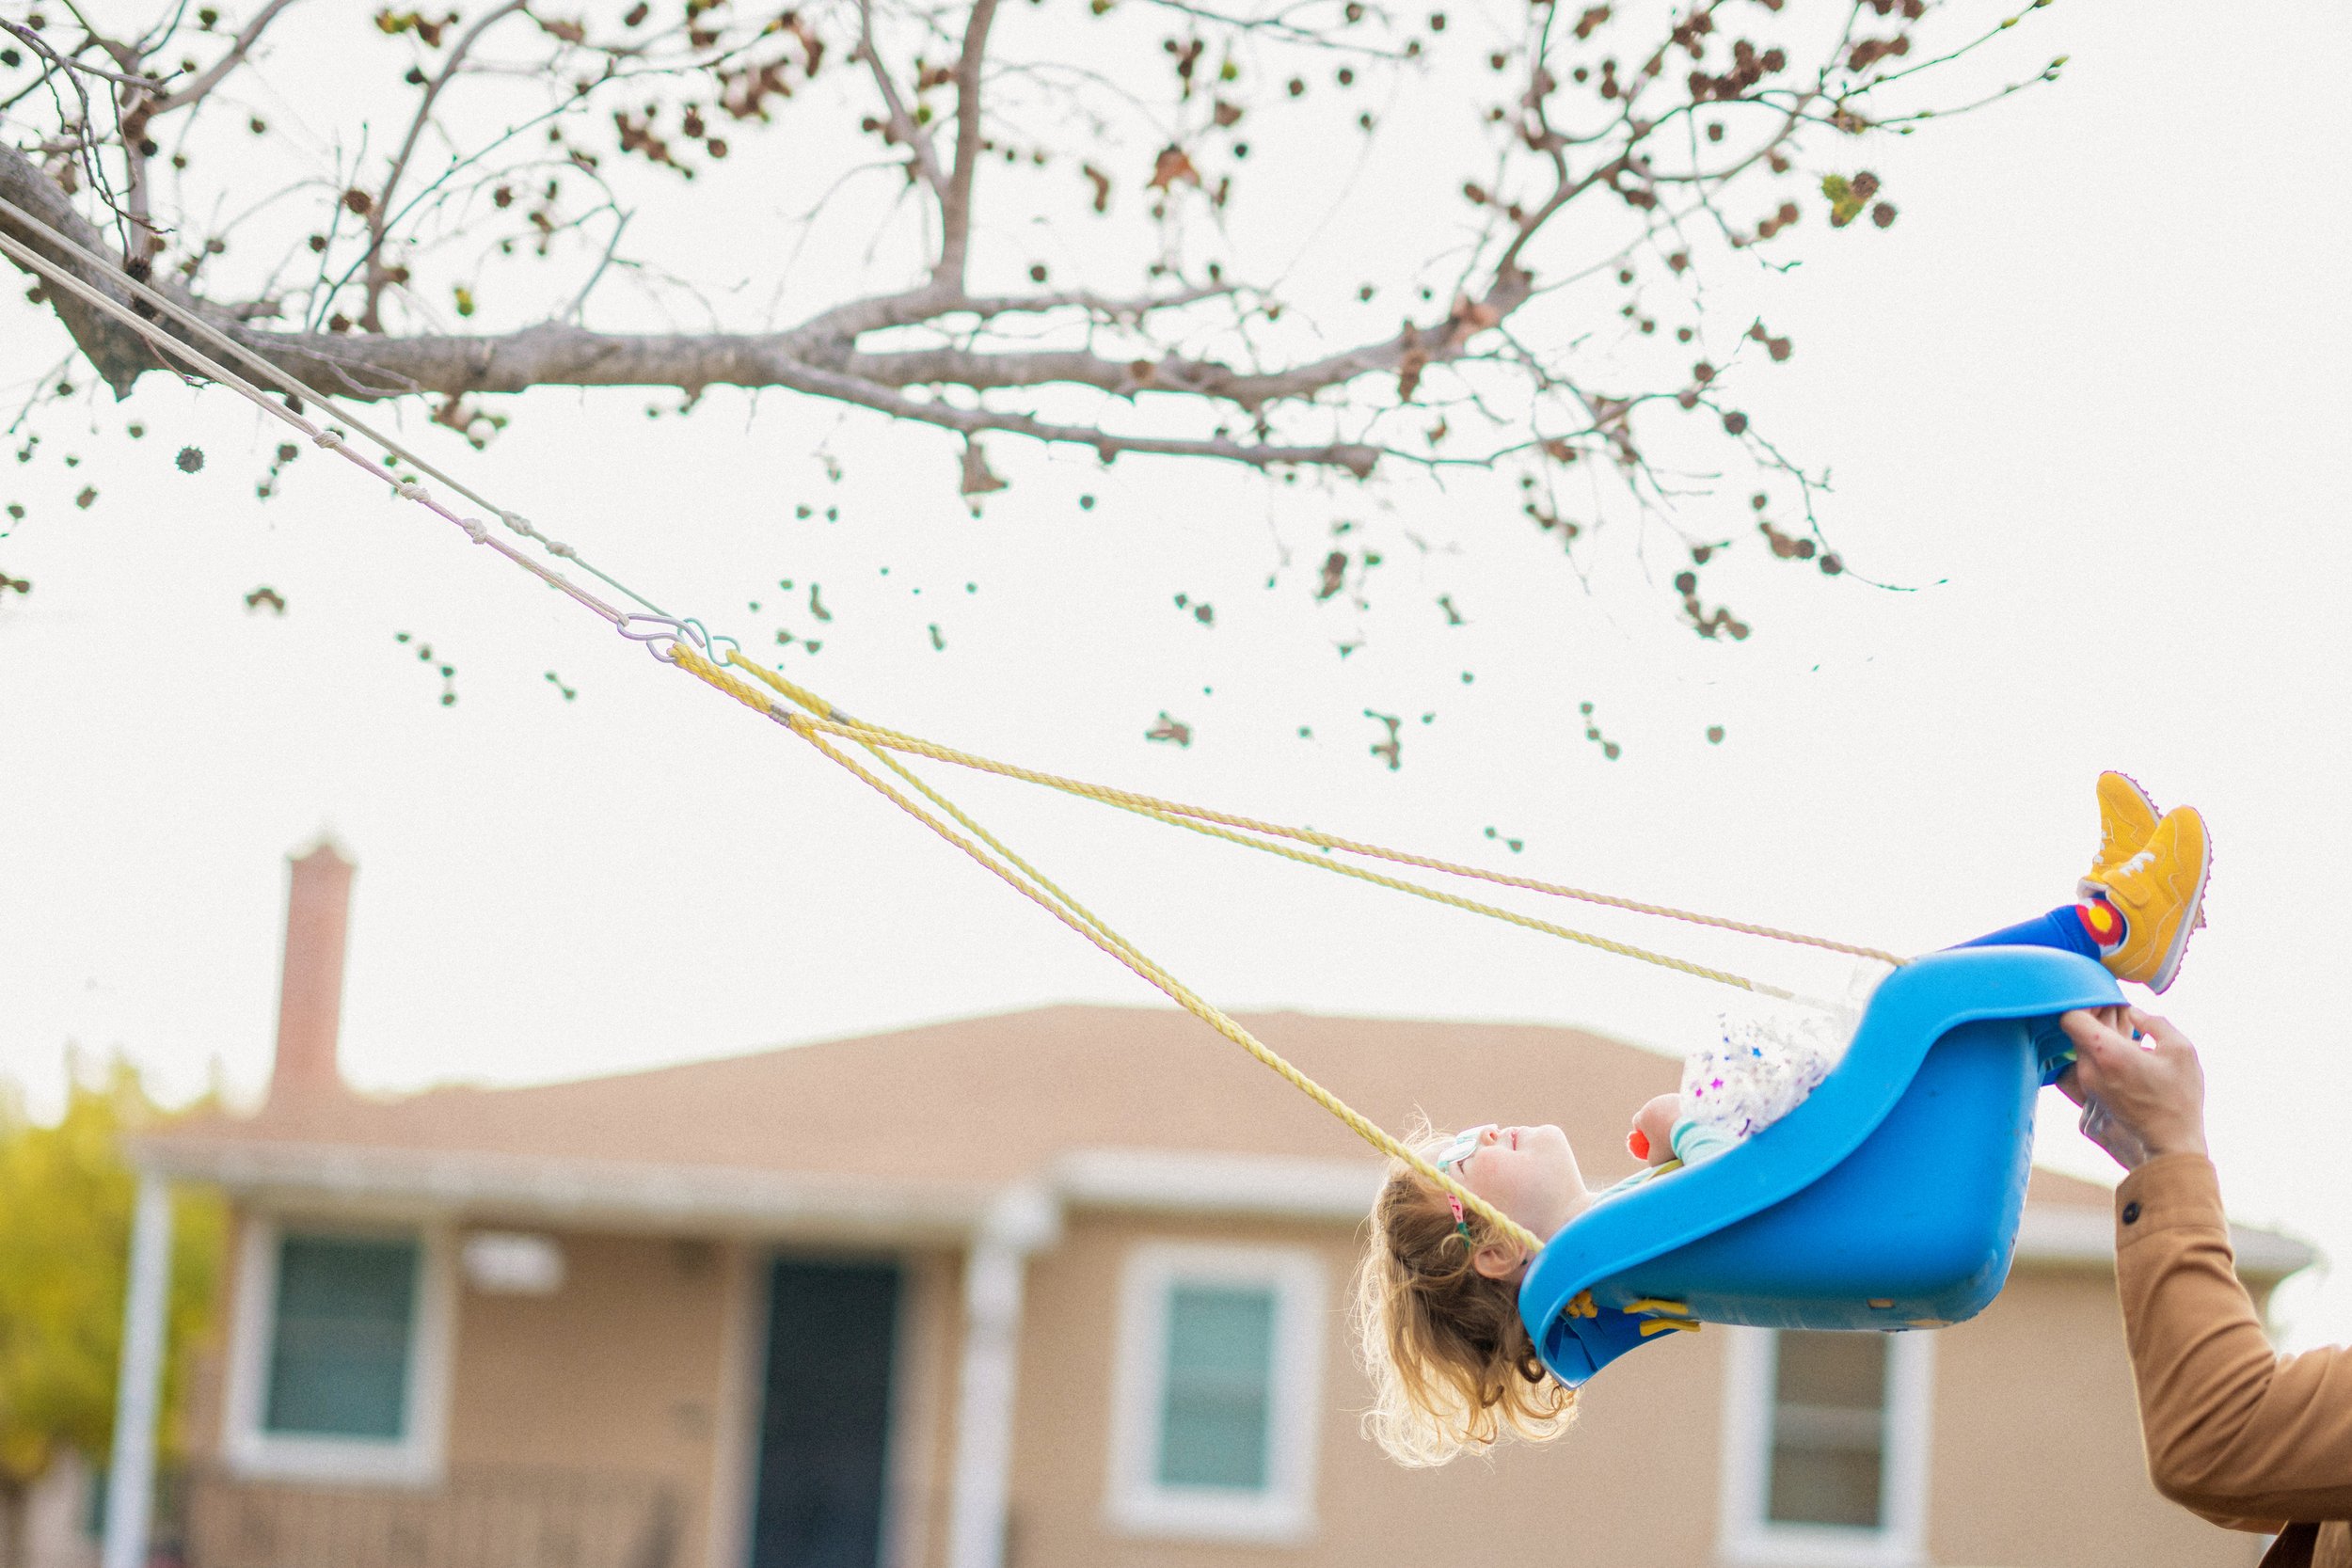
[2098,805,2211,993]
[2080,770,2159,901]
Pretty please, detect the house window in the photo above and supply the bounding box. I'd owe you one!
[1157,1283,1277,1488]
[265,1235,421,1438]
[225,1216,452,1483]
[1719,1327,1934,1568]
[1106,1243,1326,1544]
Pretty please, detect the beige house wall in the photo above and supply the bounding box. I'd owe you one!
[183,1203,2285,1568]
[1927,1267,2266,1568]
[441,1231,732,1568]
[186,1212,978,1568]
[876,1248,963,1568]
[1003,1211,1732,1568]
[180,1206,246,1465]
[1002,1212,2269,1568]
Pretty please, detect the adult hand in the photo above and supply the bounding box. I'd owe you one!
[2058,1006,2209,1170]
[2051,1006,2147,1168]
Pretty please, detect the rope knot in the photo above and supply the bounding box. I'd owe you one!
[456,515,489,544]
[498,509,535,537]
[395,480,430,503]
[312,430,344,451]
[546,541,577,558]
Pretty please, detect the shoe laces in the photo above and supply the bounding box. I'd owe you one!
[2114,848,2155,879]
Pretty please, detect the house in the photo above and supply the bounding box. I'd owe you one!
[107,843,2314,1568]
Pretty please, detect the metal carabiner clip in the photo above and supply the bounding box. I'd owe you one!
[700,628,743,669]
[615,612,708,663]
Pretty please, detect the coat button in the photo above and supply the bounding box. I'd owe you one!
[2122,1201,2142,1225]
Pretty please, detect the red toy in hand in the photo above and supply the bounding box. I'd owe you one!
[1629,1093,1680,1167]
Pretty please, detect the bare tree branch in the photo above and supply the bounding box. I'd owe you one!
[855,0,947,201]
[148,0,302,114]
[363,0,531,328]
[0,147,162,392]
[934,0,1002,290]
[775,355,1382,474]
[0,0,2060,617]
[0,18,158,92]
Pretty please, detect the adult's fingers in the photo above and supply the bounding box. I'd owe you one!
[2061,1007,2132,1059]
[2062,1010,2151,1102]
[2129,1009,2193,1052]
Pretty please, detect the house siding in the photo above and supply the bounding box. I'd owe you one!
[180,1201,2277,1568]
[442,1230,731,1567]
[1000,1212,2268,1568]
[1003,1211,1729,1568]
[1927,1268,2266,1567]
[882,1248,962,1568]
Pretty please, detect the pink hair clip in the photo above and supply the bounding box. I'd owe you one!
[1435,1124,1494,1244]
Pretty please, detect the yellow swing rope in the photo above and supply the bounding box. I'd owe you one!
[0,194,1894,1263]
[722,686,1903,969]
[739,662,1804,998]
[664,642,1547,1254]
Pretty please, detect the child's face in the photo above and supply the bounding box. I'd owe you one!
[1446,1122,1593,1243]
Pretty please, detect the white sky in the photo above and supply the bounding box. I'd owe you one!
[5,5,2349,1346]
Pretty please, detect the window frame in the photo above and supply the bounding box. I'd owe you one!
[1717,1325,1935,1568]
[222,1212,455,1486]
[1104,1241,1327,1544]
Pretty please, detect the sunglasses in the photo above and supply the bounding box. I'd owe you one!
[1433,1125,1499,1242]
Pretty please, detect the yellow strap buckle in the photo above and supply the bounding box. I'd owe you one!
[1625,1297,1702,1336]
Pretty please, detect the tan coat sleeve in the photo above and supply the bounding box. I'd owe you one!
[2116,1155,2352,1528]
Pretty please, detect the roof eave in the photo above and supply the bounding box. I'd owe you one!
[134,1137,2319,1285]
[133,1133,1008,1246]
[2012,1203,2316,1284]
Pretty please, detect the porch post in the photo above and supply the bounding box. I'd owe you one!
[943,1188,1057,1568]
[103,1174,174,1568]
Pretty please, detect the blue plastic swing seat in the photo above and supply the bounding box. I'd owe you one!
[1518,945,2124,1388]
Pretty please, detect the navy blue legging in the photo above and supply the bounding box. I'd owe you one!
[1955,905,2108,961]
[1951,905,2116,1084]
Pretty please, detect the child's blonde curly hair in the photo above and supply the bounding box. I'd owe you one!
[1351,1127,1578,1465]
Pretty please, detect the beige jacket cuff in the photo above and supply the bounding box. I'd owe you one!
[2115,1152,2226,1251]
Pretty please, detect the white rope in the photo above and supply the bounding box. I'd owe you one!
[0,198,686,630]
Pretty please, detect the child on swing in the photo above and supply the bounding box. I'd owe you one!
[1354,774,2211,1466]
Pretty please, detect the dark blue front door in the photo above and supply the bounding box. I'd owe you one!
[749,1259,901,1568]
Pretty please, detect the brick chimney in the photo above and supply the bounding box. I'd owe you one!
[268,839,356,1107]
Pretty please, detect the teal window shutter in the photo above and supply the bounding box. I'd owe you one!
[263,1234,421,1439]
[1155,1284,1277,1490]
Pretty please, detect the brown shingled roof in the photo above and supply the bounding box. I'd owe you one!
[138,1004,2115,1210]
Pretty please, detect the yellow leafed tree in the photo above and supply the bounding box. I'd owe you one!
[0,1059,222,1568]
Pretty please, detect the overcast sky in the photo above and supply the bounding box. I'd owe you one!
[6,5,2350,1345]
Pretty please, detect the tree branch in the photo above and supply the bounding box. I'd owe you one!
[147,0,303,114]
[790,279,1232,343]
[0,147,161,393]
[773,356,1382,475]
[8,113,1525,436]
[364,0,531,328]
[0,0,2054,550]
[934,0,1001,290]
[855,0,947,202]
[0,18,159,91]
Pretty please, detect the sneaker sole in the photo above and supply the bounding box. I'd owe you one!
[2145,825,2213,995]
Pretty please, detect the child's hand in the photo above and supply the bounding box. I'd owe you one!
[1628,1093,1680,1165]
